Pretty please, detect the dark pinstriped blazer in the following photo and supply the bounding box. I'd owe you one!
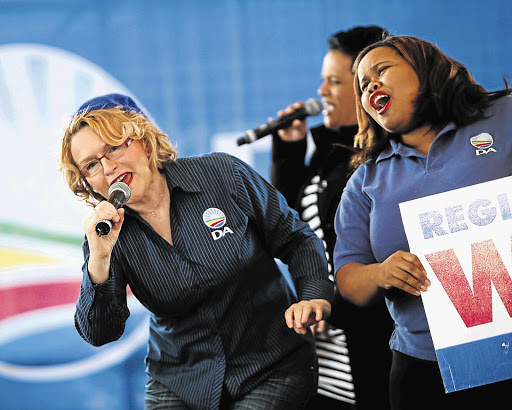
[75,153,332,409]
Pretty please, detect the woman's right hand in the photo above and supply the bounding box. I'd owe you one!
[275,102,308,142]
[83,201,125,284]
[375,250,431,296]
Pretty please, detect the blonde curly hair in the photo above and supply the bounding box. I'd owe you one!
[58,106,177,206]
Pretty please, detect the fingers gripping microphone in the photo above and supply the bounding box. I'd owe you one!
[236,98,323,146]
[95,181,131,237]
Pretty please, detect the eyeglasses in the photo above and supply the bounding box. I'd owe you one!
[80,139,133,177]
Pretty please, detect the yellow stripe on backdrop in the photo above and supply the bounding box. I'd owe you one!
[0,248,59,269]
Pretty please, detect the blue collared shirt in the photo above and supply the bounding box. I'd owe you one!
[334,95,512,361]
[75,152,332,409]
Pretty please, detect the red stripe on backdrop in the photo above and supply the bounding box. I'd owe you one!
[0,281,135,321]
[0,281,82,321]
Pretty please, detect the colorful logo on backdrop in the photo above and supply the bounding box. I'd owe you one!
[0,42,149,409]
[470,133,496,156]
[0,238,148,406]
[202,208,234,241]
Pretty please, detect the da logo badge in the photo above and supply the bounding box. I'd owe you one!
[470,133,496,156]
[202,208,234,240]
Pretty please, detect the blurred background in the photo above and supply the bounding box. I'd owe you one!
[0,0,510,408]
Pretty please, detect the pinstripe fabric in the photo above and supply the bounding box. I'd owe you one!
[74,153,333,410]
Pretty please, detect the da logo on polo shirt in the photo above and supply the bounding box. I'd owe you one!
[470,133,496,156]
[202,208,234,240]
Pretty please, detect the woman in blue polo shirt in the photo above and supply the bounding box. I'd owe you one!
[333,35,512,409]
[58,93,333,409]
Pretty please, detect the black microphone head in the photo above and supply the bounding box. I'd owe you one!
[304,98,323,116]
[108,181,131,201]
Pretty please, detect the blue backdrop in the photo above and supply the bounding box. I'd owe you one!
[1,0,509,162]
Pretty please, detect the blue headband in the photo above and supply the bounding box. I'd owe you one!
[75,93,145,117]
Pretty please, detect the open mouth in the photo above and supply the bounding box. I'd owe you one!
[322,101,335,115]
[370,92,390,114]
[111,172,133,186]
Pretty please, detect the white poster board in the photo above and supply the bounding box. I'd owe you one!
[399,176,512,392]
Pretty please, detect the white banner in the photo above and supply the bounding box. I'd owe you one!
[399,176,512,391]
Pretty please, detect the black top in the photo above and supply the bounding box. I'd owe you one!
[75,153,332,409]
[271,124,394,410]
[271,125,393,331]
[271,124,357,275]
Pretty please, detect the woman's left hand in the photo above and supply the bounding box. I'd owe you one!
[285,299,331,335]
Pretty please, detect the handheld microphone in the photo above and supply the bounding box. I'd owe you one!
[236,98,323,146]
[95,181,131,237]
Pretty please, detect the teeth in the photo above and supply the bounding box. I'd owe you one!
[373,94,389,110]
[116,173,128,183]
[322,102,334,113]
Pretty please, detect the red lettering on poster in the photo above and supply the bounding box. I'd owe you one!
[425,239,512,327]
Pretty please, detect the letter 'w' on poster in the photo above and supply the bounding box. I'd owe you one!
[399,176,512,393]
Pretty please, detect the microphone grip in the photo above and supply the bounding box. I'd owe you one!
[237,130,257,146]
[94,182,131,237]
[95,219,113,237]
[110,196,126,209]
[236,107,309,146]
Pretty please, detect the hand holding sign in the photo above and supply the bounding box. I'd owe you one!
[377,250,431,295]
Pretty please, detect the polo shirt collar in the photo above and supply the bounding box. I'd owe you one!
[376,139,417,163]
[162,160,202,193]
[375,122,457,164]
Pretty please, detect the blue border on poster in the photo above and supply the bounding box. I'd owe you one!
[436,332,512,393]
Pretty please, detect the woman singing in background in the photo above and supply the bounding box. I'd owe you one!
[271,26,393,409]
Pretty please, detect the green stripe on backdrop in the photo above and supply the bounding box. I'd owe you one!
[0,220,82,246]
